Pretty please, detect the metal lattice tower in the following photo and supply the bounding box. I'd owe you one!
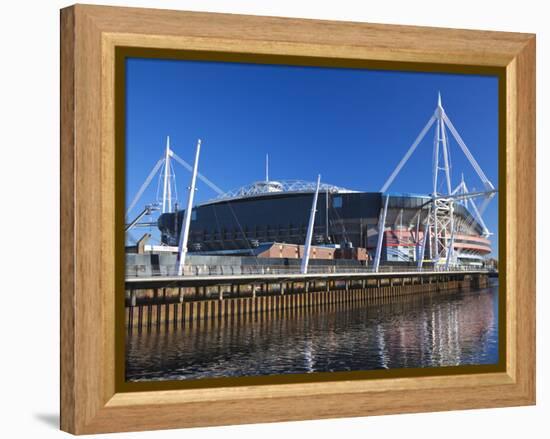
[380,93,496,270]
[125,136,225,243]
[428,94,456,267]
[161,136,177,213]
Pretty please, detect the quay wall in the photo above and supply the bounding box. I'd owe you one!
[125,273,490,331]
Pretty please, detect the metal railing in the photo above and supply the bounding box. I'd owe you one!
[125,263,494,279]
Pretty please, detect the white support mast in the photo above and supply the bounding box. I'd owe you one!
[373,194,389,272]
[440,118,452,195]
[432,117,440,195]
[444,221,456,270]
[301,174,321,275]
[162,136,172,213]
[265,154,269,182]
[379,92,496,270]
[325,187,330,242]
[125,136,226,248]
[417,205,431,270]
[431,94,458,266]
[176,139,201,276]
[415,211,421,261]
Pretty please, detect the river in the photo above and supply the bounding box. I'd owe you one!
[126,282,499,381]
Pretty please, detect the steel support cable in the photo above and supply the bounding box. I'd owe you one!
[126,157,165,218]
[442,113,494,190]
[458,187,494,232]
[211,203,227,251]
[170,151,225,195]
[381,115,436,193]
[330,203,350,243]
[468,197,490,236]
[450,197,490,259]
[224,201,261,266]
[462,181,490,236]
[464,206,486,239]
[210,200,260,267]
[478,192,496,217]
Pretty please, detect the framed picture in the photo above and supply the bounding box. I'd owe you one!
[60,4,536,434]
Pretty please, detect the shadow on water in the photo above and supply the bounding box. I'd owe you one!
[126,283,499,382]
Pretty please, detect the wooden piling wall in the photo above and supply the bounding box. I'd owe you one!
[125,275,489,331]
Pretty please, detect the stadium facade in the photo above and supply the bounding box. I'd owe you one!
[157,179,491,267]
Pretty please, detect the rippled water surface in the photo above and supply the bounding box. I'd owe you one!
[126,283,499,381]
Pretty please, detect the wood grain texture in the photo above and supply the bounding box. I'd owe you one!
[512,37,536,398]
[60,4,536,434]
[60,6,75,433]
[83,4,530,66]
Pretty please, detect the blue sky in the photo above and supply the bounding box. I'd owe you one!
[126,58,499,255]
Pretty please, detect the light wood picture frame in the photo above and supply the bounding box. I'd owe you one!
[60,4,535,434]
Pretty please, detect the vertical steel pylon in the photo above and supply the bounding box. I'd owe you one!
[429,93,456,268]
[125,136,225,247]
[301,174,321,275]
[380,93,496,270]
[176,139,202,275]
[161,136,174,213]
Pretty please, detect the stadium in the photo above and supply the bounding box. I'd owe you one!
[127,95,496,272]
[157,180,491,267]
